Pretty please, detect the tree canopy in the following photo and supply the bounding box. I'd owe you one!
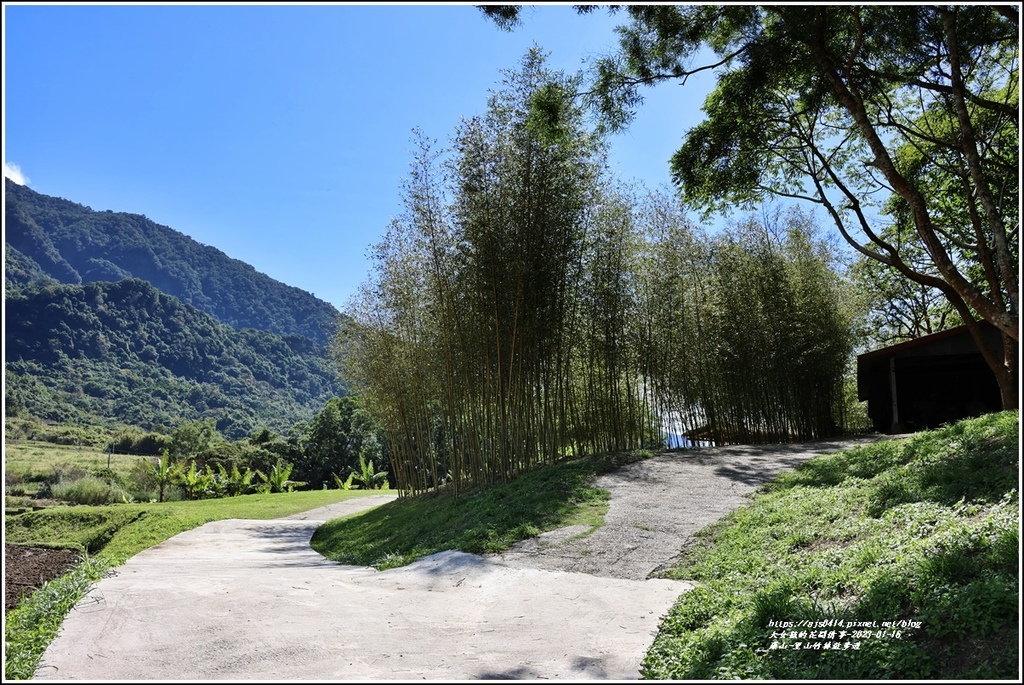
[338,49,857,495]
[5,278,344,438]
[482,4,1019,409]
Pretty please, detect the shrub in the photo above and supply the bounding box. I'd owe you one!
[5,473,28,497]
[45,464,89,486]
[125,458,158,494]
[91,468,126,487]
[50,477,131,506]
[111,430,168,455]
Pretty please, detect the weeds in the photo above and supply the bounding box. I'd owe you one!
[49,476,131,505]
[4,555,112,680]
[310,449,640,568]
[642,411,1019,680]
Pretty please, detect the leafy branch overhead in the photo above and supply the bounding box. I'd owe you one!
[481,4,1019,410]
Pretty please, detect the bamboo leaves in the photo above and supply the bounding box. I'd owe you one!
[338,50,856,495]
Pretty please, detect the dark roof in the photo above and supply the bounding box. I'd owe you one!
[857,322,998,363]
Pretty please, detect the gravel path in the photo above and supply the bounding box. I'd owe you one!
[490,437,877,580]
[34,438,876,680]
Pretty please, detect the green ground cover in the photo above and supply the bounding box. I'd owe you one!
[5,489,381,564]
[310,450,644,569]
[5,413,1017,680]
[4,556,111,681]
[641,411,1019,680]
[5,441,149,499]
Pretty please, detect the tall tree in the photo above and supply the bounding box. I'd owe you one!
[296,396,381,489]
[342,48,857,494]
[483,4,1019,409]
[338,49,631,494]
[165,418,219,462]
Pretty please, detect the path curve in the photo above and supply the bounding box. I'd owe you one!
[34,439,874,680]
[490,438,876,580]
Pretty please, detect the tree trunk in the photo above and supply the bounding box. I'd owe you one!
[963,317,1018,411]
[997,333,1019,411]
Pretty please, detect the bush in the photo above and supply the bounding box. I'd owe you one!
[45,464,89,486]
[5,473,28,497]
[124,458,158,493]
[92,467,126,487]
[50,477,131,506]
[34,424,108,448]
[111,430,168,456]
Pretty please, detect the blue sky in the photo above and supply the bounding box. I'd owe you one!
[4,3,720,311]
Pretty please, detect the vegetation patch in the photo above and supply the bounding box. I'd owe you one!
[4,489,380,565]
[4,555,112,681]
[642,411,1019,680]
[3,488,382,679]
[310,450,649,569]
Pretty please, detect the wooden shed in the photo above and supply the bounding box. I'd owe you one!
[857,323,1003,434]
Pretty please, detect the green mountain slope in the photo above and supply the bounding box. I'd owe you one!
[5,178,339,344]
[5,278,344,439]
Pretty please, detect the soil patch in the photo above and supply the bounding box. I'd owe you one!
[5,545,82,613]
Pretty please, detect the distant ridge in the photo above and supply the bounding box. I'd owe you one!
[4,178,347,436]
[4,278,344,437]
[5,177,341,345]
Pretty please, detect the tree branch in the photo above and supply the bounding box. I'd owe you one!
[940,7,1020,323]
[806,12,1018,340]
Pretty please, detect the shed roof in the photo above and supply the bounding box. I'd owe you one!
[857,322,999,363]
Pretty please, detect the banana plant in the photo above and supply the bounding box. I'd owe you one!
[152,450,174,502]
[171,460,216,500]
[256,459,305,494]
[349,454,389,490]
[332,471,357,490]
[217,463,257,496]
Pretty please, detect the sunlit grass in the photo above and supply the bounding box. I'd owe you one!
[5,489,383,564]
[642,411,1019,680]
[4,441,147,482]
[3,488,388,679]
[310,450,651,569]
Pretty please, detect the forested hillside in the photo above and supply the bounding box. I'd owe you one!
[5,278,344,439]
[5,177,340,344]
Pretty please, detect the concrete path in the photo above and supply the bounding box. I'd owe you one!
[490,438,875,580]
[34,438,875,680]
[33,496,689,680]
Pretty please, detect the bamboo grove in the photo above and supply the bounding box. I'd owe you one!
[336,50,856,495]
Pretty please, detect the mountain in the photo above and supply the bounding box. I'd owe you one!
[4,179,348,439]
[4,177,339,344]
[5,278,344,439]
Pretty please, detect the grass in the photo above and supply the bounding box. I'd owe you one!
[641,410,1019,680]
[4,488,385,679]
[5,415,1018,681]
[3,449,643,680]
[5,440,147,483]
[310,450,650,569]
[4,555,112,681]
[5,488,385,564]
[5,440,152,502]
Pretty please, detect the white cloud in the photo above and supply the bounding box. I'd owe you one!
[4,162,30,186]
